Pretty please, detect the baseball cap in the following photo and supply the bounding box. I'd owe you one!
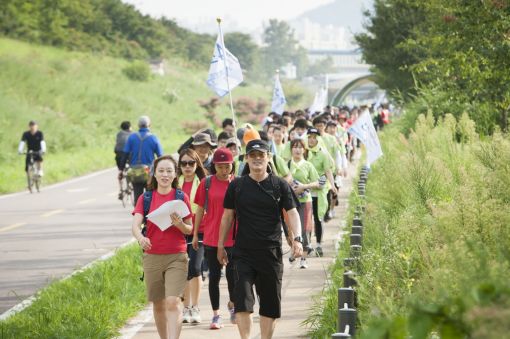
[212,148,234,164]
[192,133,217,147]
[242,128,261,145]
[308,128,320,136]
[226,137,239,148]
[246,139,270,154]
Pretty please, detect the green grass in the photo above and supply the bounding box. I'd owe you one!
[306,113,510,338]
[0,243,145,339]
[0,38,277,193]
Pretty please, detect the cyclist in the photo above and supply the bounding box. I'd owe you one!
[18,120,46,177]
[120,116,164,204]
[115,121,132,198]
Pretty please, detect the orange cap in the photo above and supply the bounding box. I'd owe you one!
[242,128,260,145]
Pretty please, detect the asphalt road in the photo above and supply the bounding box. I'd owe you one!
[0,168,133,314]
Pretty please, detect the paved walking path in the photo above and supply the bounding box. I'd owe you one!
[0,168,133,315]
[121,161,357,339]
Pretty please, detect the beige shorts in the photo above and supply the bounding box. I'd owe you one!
[142,252,189,302]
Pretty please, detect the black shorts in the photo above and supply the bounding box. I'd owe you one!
[232,246,283,319]
[115,151,124,171]
[25,153,43,172]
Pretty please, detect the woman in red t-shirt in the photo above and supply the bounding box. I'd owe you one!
[193,148,236,329]
[177,148,207,324]
[132,155,193,339]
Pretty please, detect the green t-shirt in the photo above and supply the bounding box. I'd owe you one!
[272,154,290,178]
[308,146,334,177]
[288,159,319,203]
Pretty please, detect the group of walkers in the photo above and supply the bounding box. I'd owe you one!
[118,104,386,339]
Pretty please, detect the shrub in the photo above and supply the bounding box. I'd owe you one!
[122,61,151,81]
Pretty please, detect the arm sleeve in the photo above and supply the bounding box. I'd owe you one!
[132,193,145,216]
[18,141,25,154]
[223,180,236,210]
[193,179,206,207]
[153,136,164,157]
[40,140,47,153]
[275,156,289,177]
[21,132,27,142]
[280,179,297,211]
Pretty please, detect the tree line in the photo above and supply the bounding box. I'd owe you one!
[356,0,510,134]
[0,1,334,82]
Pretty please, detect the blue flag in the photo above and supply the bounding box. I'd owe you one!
[207,34,243,97]
[271,75,286,115]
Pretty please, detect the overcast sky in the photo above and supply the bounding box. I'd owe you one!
[122,0,334,33]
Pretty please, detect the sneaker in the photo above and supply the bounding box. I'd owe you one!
[316,246,323,257]
[300,258,308,269]
[307,246,314,256]
[210,315,223,329]
[182,306,191,323]
[190,306,201,324]
[289,255,296,263]
[228,302,236,324]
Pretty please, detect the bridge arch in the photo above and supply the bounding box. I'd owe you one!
[330,74,377,106]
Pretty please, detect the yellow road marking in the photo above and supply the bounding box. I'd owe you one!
[0,223,27,233]
[79,198,97,205]
[41,209,65,217]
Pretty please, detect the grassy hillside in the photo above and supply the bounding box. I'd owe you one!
[0,38,274,193]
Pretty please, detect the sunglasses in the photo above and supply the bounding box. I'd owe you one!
[180,160,196,167]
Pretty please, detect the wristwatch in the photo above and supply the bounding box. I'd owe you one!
[293,236,303,243]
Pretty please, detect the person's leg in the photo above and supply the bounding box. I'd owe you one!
[312,197,323,245]
[232,248,257,338]
[255,248,283,339]
[152,299,168,339]
[166,296,183,339]
[191,243,204,306]
[133,182,145,205]
[225,247,236,304]
[236,312,253,339]
[260,316,277,339]
[205,247,222,314]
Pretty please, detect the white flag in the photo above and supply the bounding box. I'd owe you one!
[348,110,383,165]
[206,34,243,97]
[271,75,286,115]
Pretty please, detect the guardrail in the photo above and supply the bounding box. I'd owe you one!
[332,165,369,338]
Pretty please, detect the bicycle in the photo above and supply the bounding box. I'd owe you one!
[25,150,42,193]
[118,166,133,208]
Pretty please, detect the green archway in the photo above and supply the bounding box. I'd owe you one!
[330,74,377,106]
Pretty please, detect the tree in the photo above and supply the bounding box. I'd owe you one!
[261,19,300,78]
[224,32,259,74]
[355,0,426,99]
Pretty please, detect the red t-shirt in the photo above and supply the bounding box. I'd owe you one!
[133,189,192,254]
[194,176,235,247]
[181,180,198,231]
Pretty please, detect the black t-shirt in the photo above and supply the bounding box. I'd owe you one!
[224,174,296,249]
[21,131,44,151]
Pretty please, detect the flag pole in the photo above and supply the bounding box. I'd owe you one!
[217,18,236,128]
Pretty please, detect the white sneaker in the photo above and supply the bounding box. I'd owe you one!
[182,306,191,323]
[190,306,201,324]
[300,258,308,269]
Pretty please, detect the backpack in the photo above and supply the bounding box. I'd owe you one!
[127,132,153,184]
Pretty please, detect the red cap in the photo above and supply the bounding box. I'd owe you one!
[213,148,234,164]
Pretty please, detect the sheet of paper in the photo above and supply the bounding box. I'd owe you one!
[147,200,190,232]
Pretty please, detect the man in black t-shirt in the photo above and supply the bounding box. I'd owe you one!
[18,121,46,176]
[217,139,303,339]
